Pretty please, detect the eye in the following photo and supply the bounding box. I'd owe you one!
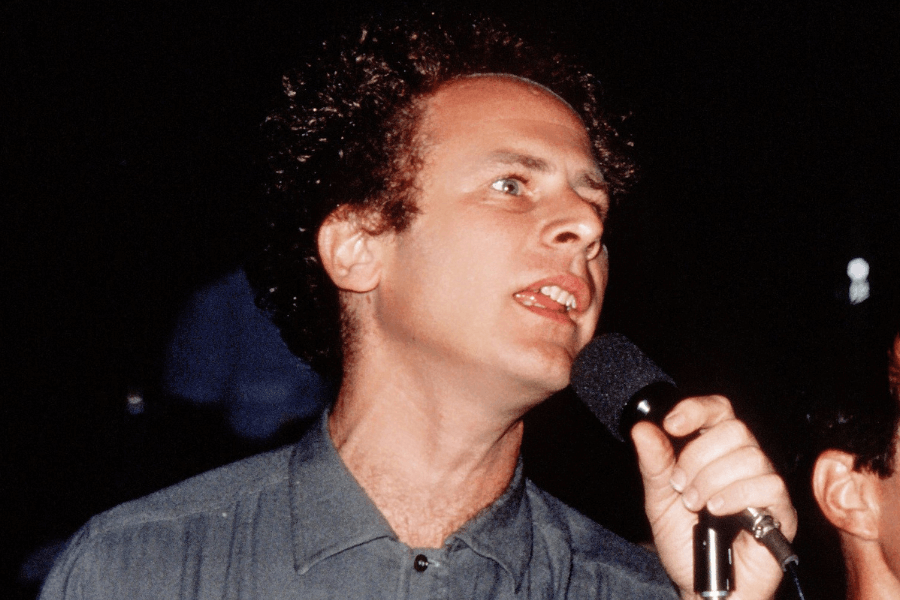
[490,177,524,196]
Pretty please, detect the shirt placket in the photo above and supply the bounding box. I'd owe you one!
[403,547,449,600]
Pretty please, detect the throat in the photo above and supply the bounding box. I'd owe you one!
[329,400,523,548]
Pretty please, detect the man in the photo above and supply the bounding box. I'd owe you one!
[41,14,795,599]
[811,327,900,599]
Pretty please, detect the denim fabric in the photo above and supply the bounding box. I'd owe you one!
[41,413,678,599]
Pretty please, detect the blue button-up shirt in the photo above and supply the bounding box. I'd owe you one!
[40,412,678,599]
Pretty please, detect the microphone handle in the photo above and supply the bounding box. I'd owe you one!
[621,382,735,597]
[694,509,734,597]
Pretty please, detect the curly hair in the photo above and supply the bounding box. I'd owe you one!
[246,12,637,380]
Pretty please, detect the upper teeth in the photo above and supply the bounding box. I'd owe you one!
[540,285,577,311]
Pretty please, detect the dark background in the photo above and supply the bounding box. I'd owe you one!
[4,1,898,598]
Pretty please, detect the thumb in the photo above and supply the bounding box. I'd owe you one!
[631,421,678,508]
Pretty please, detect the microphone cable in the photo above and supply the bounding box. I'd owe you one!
[784,561,807,600]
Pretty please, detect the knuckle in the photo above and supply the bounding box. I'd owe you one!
[754,453,771,476]
[676,396,702,413]
[708,394,731,408]
[738,445,771,474]
[753,473,787,505]
[718,418,751,442]
[702,394,733,414]
[767,472,788,497]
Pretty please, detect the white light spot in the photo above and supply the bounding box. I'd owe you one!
[847,257,870,305]
[847,258,869,280]
[126,391,144,415]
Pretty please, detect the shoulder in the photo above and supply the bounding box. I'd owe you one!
[525,480,678,598]
[40,445,296,600]
[95,444,293,529]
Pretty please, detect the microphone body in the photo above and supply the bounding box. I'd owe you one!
[571,333,797,596]
[581,357,733,597]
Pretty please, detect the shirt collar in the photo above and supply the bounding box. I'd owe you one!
[289,411,396,574]
[450,456,533,590]
[289,410,533,588]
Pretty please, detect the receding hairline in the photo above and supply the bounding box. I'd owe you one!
[460,73,583,117]
[422,73,589,136]
[415,73,593,150]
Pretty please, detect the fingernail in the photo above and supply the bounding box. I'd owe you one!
[707,496,724,513]
[682,488,699,510]
[670,468,687,492]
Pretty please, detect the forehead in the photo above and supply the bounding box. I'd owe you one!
[419,75,593,150]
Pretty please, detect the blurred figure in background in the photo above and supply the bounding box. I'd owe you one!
[164,267,329,440]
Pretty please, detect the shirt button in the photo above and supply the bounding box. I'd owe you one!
[413,554,429,572]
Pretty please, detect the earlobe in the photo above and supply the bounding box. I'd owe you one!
[812,449,881,540]
[318,207,383,293]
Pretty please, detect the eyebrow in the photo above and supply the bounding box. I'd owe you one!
[487,150,606,188]
[487,150,553,173]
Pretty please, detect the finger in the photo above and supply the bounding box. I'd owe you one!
[705,473,797,540]
[678,444,775,512]
[662,394,734,438]
[673,417,759,488]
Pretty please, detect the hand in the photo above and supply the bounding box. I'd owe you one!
[631,395,797,600]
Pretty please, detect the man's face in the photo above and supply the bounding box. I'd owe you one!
[373,76,608,405]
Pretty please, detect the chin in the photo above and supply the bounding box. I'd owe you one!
[510,351,574,397]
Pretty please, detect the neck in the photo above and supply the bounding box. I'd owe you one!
[843,541,900,600]
[329,357,530,548]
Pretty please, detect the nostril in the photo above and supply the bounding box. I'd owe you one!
[553,231,579,244]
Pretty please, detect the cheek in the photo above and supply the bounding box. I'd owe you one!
[587,257,608,312]
[881,483,900,574]
[572,259,607,347]
[390,222,503,309]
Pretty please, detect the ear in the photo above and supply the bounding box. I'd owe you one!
[812,449,881,540]
[317,207,384,293]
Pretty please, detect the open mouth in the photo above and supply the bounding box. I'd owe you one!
[514,284,577,313]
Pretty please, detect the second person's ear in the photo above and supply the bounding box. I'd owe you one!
[812,449,881,541]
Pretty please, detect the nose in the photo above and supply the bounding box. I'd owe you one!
[540,189,604,260]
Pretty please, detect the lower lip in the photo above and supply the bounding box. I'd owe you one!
[516,301,576,325]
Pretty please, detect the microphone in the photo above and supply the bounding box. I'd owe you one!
[570,333,798,596]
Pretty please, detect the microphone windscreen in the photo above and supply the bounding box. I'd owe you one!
[571,333,675,442]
